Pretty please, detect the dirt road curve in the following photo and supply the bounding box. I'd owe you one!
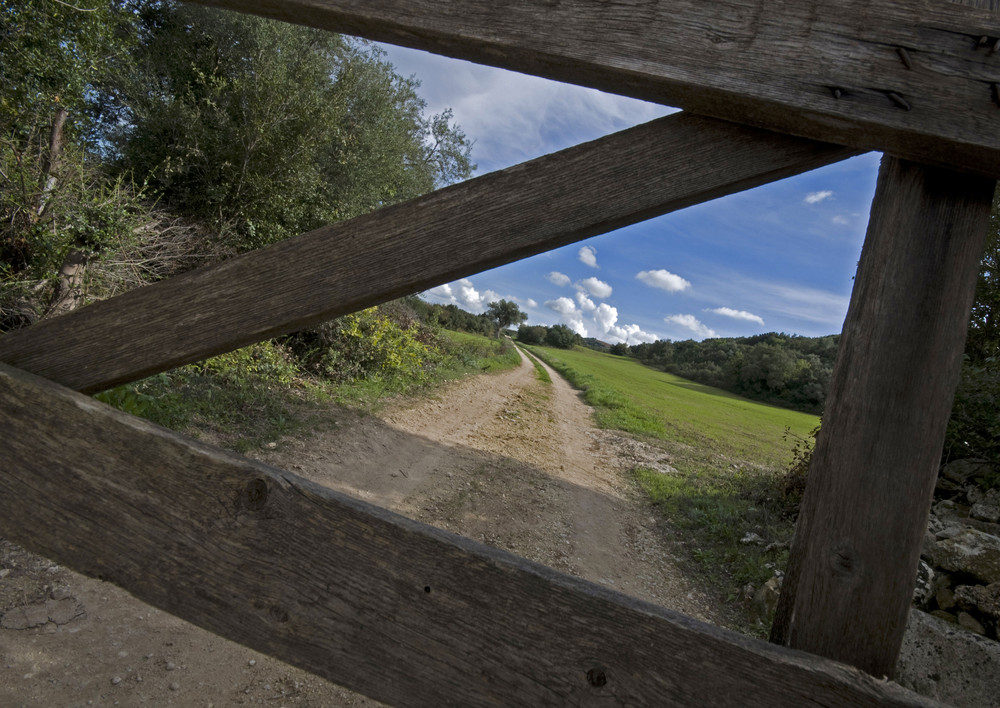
[1,346,718,706]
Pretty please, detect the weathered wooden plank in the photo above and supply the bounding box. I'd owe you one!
[0,113,856,394]
[190,0,1000,178]
[770,157,996,677]
[0,363,938,706]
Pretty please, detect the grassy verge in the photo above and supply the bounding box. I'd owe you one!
[527,344,818,631]
[95,330,520,453]
[516,344,552,383]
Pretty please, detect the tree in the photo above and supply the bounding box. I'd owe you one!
[1,0,147,326]
[99,2,474,251]
[485,299,527,337]
[545,324,579,349]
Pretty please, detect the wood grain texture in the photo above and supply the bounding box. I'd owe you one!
[191,0,1000,177]
[0,113,856,393]
[0,363,940,707]
[770,157,996,677]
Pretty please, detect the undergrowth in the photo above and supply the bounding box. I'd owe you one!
[95,315,520,452]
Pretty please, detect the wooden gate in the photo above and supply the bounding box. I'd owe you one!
[2,1,998,705]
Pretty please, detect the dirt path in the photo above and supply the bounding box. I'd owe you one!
[1,346,718,706]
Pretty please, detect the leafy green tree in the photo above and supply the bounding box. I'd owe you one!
[545,324,579,349]
[99,2,473,251]
[485,299,527,337]
[1,0,146,325]
[516,324,546,345]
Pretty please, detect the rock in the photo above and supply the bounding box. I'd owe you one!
[930,609,957,623]
[912,560,935,608]
[750,576,781,625]
[934,499,971,520]
[941,459,995,487]
[958,611,987,636]
[927,527,1000,585]
[897,609,1000,707]
[955,583,1000,633]
[970,498,1000,525]
[936,587,957,611]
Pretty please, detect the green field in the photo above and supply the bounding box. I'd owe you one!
[527,344,819,628]
[528,345,818,467]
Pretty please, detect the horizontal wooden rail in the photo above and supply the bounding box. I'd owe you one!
[0,362,938,707]
[193,0,1000,178]
[0,113,856,393]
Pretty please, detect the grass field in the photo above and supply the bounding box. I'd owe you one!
[527,344,820,630]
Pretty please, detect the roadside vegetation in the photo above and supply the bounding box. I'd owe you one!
[96,307,520,452]
[526,343,818,631]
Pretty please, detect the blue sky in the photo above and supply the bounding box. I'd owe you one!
[380,44,879,344]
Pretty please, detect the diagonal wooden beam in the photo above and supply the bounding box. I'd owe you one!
[191,0,1000,178]
[0,362,938,707]
[0,113,857,393]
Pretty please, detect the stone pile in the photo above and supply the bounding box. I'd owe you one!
[915,459,1000,640]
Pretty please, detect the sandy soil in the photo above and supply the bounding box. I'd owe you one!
[0,345,720,706]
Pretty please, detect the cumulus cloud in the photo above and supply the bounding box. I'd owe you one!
[543,296,656,343]
[423,278,521,314]
[804,190,834,205]
[578,246,599,268]
[544,297,587,335]
[636,269,691,293]
[547,271,571,287]
[665,314,716,339]
[575,292,596,312]
[709,307,765,326]
[523,298,538,309]
[576,276,613,299]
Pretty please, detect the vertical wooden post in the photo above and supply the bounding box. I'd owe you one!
[770,156,995,677]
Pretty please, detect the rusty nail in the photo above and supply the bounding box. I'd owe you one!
[896,47,912,70]
[887,91,911,111]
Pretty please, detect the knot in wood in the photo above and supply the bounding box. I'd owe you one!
[242,478,269,511]
[829,544,858,577]
[586,667,607,688]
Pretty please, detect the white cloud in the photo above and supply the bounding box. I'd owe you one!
[379,44,675,174]
[665,314,717,339]
[804,190,834,205]
[709,307,765,326]
[578,246,598,268]
[636,269,691,293]
[575,292,596,312]
[576,276,612,299]
[422,278,523,314]
[832,215,851,226]
[593,303,618,333]
[547,271,571,287]
[523,298,538,309]
[544,297,587,336]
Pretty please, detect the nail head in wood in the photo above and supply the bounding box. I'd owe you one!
[887,92,911,111]
[896,47,912,70]
[831,87,843,99]
[586,667,608,688]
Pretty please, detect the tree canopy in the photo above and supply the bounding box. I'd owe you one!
[485,299,527,337]
[1,0,474,326]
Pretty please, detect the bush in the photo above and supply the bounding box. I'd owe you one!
[545,323,579,349]
[516,324,547,345]
[287,306,436,384]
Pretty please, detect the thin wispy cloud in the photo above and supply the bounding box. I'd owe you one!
[576,276,612,298]
[665,314,716,339]
[709,307,765,326]
[637,269,691,293]
[804,190,834,205]
[547,271,571,286]
[578,246,599,268]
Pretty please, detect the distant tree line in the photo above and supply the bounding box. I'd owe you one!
[516,323,582,349]
[619,333,840,414]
